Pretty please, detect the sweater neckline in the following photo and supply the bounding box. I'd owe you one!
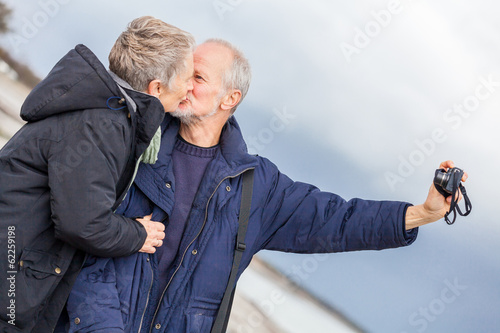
[174,135,219,158]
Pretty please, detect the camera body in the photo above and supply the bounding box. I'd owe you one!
[433,167,471,224]
[434,167,464,197]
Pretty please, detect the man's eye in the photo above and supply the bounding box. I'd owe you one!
[195,75,203,80]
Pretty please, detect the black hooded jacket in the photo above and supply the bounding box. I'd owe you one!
[0,44,165,332]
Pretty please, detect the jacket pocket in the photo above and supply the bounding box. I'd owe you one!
[185,297,220,333]
[66,257,124,333]
[16,248,69,318]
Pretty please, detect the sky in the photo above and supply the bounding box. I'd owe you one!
[1,0,499,332]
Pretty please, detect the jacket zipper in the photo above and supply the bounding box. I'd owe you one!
[148,167,255,333]
[137,255,154,333]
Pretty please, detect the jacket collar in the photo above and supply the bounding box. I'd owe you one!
[134,114,257,216]
[217,115,258,173]
[160,114,258,175]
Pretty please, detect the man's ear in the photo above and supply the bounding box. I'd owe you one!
[146,80,163,98]
[220,89,242,112]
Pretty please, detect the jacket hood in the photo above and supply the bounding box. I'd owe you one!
[20,44,123,122]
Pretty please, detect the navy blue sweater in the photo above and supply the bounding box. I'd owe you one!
[156,136,219,292]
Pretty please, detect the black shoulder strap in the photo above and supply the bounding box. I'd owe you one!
[211,168,255,333]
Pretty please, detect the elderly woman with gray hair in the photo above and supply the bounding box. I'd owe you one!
[0,16,195,332]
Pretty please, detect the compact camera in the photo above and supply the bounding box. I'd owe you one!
[433,167,464,197]
[433,167,471,224]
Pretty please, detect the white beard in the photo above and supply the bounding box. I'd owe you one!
[170,106,199,125]
[171,98,219,125]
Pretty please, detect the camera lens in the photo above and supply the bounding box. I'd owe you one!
[435,171,450,188]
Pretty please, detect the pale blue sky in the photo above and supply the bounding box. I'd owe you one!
[1,1,499,332]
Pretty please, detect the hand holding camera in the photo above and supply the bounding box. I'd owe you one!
[433,166,472,224]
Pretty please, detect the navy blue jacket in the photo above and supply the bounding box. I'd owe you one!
[67,115,418,332]
[0,45,165,333]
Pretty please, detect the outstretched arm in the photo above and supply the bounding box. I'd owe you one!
[254,157,416,254]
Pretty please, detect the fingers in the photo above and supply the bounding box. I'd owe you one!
[139,245,156,254]
[139,237,164,254]
[439,160,455,171]
[145,221,165,241]
[438,160,469,183]
[136,218,165,235]
[462,171,468,182]
[148,222,166,242]
[446,186,464,204]
[438,160,468,183]
[136,217,166,254]
[153,221,166,233]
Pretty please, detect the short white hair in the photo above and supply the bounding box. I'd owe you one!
[109,16,195,92]
[204,38,252,113]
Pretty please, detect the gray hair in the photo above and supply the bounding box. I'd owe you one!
[109,16,195,92]
[204,38,252,113]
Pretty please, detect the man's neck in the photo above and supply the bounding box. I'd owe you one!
[178,117,227,148]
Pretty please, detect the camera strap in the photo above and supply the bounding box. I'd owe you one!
[211,168,255,333]
[445,183,472,225]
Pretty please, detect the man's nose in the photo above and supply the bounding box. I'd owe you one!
[187,77,194,91]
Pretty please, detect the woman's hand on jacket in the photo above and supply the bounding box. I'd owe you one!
[136,214,166,253]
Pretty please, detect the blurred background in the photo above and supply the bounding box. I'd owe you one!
[0,1,499,332]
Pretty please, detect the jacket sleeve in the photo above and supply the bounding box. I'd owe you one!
[255,158,418,253]
[47,110,147,257]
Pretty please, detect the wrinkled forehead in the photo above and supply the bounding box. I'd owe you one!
[194,42,233,80]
